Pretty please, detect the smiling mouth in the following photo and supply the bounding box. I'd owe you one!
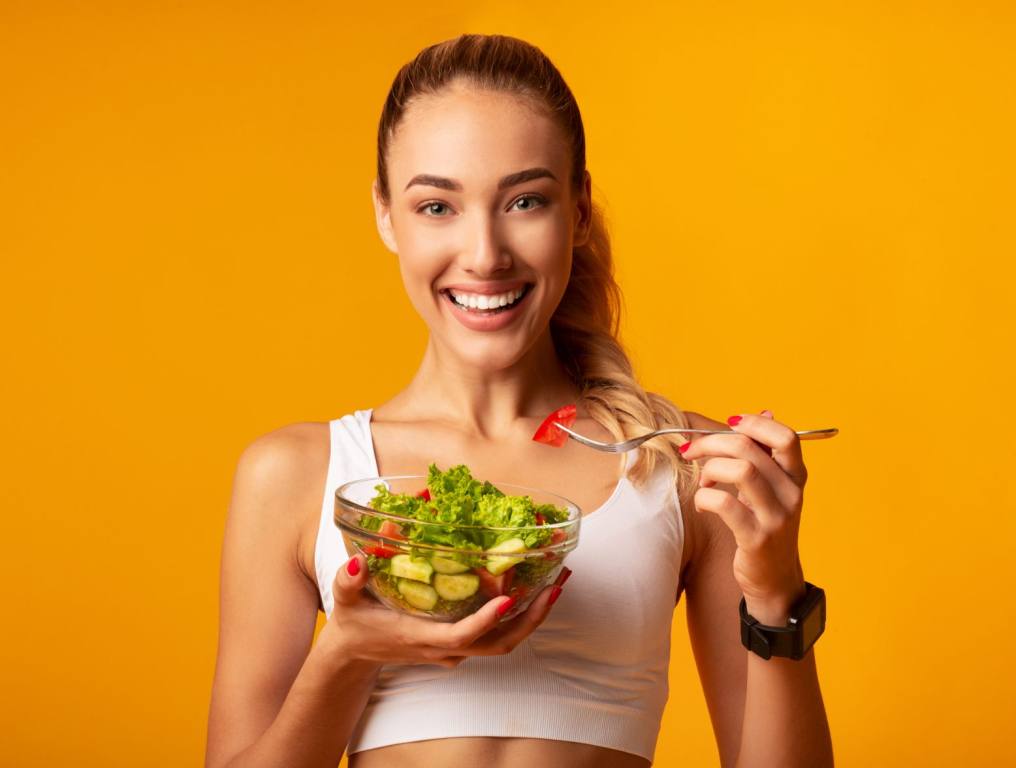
[440,284,534,315]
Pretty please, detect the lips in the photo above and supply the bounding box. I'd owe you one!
[440,283,534,331]
[443,284,532,313]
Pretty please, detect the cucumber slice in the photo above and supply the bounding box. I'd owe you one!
[390,554,434,583]
[484,537,528,575]
[397,578,438,610]
[431,555,471,574]
[433,573,480,601]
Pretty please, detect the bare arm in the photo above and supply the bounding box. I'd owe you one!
[205,425,382,768]
[682,411,833,768]
[206,420,572,766]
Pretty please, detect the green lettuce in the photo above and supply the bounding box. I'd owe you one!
[361,463,570,552]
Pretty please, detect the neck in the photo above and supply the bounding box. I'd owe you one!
[397,327,581,438]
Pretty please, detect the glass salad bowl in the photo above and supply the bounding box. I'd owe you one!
[334,468,581,623]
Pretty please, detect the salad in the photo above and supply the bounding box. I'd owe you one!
[354,463,572,619]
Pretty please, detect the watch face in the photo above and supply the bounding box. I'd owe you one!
[800,597,825,648]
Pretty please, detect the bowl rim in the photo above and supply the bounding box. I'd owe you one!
[335,474,582,531]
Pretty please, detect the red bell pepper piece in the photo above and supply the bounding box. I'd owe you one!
[362,544,399,558]
[531,404,577,448]
[416,488,431,501]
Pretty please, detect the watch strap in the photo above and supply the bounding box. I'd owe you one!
[739,582,826,660]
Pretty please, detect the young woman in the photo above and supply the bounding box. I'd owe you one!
[205,34,833,768]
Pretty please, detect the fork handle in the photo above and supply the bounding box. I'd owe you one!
[656,427,838,440]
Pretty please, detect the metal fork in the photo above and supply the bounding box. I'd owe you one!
[553,423,839,453]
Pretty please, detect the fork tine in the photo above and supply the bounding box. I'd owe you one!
[554,423,636,453]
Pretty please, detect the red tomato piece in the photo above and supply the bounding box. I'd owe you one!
[531,404,577,448]
[378,520,407,541]
[474,566,515,598]
[535,512,545,525]
[416,488,431,501]
[542,528,567,559]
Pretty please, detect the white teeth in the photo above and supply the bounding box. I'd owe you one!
[449,286,527,311]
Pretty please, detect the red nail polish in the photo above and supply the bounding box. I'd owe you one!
[555,567,572,587]
[347,557,360,576]
[548,585,563,605]
[727,415,743,427]
[497,596,517,617]
[679,442,691,454]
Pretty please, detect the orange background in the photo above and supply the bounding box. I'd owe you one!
[2,2,1013,766]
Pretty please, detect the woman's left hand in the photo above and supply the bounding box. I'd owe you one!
[680,410,809,625]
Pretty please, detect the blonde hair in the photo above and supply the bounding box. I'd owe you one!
[375,33,701,502]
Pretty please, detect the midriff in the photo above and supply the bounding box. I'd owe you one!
[349,736,651,768]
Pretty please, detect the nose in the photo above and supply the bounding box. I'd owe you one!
[461,213,512,276]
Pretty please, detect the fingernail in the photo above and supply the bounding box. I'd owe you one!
[496,596,517,617]
[760,409,773,418]
[548,585,563,605]
[678,442,691,454]
[347,557,360,576]
[727,415,743,427]
[555,567,572,587]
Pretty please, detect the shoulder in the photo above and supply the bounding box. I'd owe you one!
[678,410,735,569]
[236,421,330,480]
[685,409,726,432]
[229,421,331,577]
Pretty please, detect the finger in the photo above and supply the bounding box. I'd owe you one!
[692,486,758,545]
[331,554,370,608]
[456,583,563,657]
[681,430,799,510]
[728,413,807,488]
[698,456,786,529]
[403,592,521,652]
[554,566,573,588]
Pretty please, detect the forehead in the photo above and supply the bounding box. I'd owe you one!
[387,85,570,193]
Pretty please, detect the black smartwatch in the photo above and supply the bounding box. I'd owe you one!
[739,582,826,661]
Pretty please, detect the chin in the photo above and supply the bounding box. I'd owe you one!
[449,333,533,371]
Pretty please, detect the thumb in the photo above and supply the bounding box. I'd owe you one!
[332,553,370,607]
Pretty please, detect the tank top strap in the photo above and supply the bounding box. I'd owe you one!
[313,409,378,617]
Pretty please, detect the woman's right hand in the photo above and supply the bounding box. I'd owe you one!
[319,553,570,670]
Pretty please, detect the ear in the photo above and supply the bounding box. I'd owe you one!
[573,169,593,248]
[372,178,398,254]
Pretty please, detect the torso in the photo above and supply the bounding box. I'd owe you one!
[294,402,698,768]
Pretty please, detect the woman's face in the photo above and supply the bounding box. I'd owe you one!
[372,83,591,371]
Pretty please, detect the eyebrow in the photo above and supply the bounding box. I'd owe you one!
[403,166,558,193]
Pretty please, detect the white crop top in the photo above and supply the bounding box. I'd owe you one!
[313,409,686,764]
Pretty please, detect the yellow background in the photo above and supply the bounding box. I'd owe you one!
[3,2,1013,766]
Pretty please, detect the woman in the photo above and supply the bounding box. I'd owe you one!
[205,33,833,768]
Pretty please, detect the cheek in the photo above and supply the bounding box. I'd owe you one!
[528,221,574,298]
